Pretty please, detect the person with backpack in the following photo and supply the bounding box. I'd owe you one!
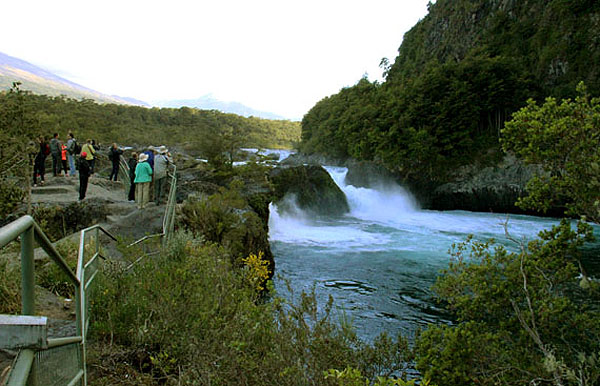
[49,132,61,177]
[33,135,49,186]
[154,145,171,205]
[66,132,79,176]
[77,151,91,200]
[81,139,96,174]
[127,152,138,201]
[108,143,124,181]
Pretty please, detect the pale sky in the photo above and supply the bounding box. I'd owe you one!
[1,0,429,119]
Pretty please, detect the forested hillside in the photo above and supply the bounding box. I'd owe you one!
[0,88,300,150]
[300,0,600,183]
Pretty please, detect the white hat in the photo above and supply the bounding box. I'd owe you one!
[138,153,149,162]
[158,145,168,154]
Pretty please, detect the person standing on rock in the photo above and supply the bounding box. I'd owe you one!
[108,143,124,182]
[154,146,171,205]
[143,146,155,170]
[127,152,138,201]
[49,133,61,177]
[77,151,91,200]
[143,146,156,201]
[66,132,78,176]
[134,153,153,209]
[81,139,96,175]
[60,143,69,176]
[33,136,49,186]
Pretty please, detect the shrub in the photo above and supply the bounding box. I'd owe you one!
[179,180,271,267]
[0,180,24,220]
[89,231,414,385]
[0,259,21,314]
[37,240,80,298]
[416,220,600,385]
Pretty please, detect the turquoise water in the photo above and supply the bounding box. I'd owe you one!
[269,166,598,341]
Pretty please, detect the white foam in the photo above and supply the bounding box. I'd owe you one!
[268,202,390,248]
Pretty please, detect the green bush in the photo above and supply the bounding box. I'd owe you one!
[89,232,414,385]
[32,202,106,242]
[0,180,24,220]
[179,180,271,266]
[37,240,79,298]
[0,259,21,314]
[416,221,600,385]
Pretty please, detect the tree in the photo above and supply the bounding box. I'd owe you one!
[198,125,244,171]
[502,82,600,223]
[416,220,600,385]
[0,82,38,216]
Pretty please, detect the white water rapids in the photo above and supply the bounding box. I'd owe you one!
[268,166,595,340]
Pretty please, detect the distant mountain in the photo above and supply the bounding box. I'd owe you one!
[155,94,287,120]
[0,51,288,119]
[0,51,149,106]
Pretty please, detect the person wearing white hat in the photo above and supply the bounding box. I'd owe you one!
[154,145,171,205]
[134,152,153,209]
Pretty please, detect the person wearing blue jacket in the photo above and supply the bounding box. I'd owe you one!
[134,153,153,209]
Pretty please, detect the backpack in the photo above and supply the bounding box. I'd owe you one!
[43,143,50,156]
[72,140,81,156]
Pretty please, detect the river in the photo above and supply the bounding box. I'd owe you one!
[269,166,599,341]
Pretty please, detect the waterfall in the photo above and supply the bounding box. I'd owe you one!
[324,166,418,225]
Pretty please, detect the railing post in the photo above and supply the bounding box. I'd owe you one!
[20,226,35,315]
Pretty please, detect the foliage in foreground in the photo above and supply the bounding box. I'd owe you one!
[416,220,600,385]
[502,82,600,223]
[89,232,415,385]
[0,259,21,314]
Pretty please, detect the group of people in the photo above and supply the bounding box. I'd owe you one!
[33,133,93,186]
[128,145,172,209]
[33,133,172,207]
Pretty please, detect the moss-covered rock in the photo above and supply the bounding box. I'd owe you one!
[269,165,349,217]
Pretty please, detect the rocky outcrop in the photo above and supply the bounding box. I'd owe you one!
[280,153,346,167]
[344,160,398,188]
[428,154,547,214]
[269,165,349,217]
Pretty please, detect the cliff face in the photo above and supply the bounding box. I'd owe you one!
[426,154,552,214]
[389,0,600,97]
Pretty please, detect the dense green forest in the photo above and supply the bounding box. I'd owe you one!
[0,87,300,150]
[298,1,600,384]
[300,0,600,184]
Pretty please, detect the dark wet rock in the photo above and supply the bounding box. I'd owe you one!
[344,160,397,188]
[269,165,349,216]
[280,152,346,167]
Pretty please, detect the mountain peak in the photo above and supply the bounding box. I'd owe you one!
[154,95,287,120]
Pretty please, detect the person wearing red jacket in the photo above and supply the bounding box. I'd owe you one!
[60,143,68,176]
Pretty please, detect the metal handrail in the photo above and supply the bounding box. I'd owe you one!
[126,163,178,249]
[0,215,80,316]
[1,215,117,386]
[161,165,178,246]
